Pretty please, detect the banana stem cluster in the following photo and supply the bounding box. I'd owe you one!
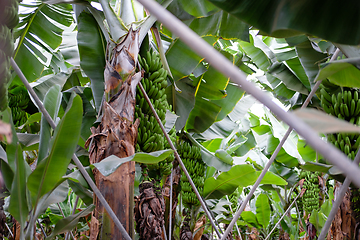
[135,48,176,178]
[320,85,360,159]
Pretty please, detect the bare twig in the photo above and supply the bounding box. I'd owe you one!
[10,58,132,240]
[138,82,223,238]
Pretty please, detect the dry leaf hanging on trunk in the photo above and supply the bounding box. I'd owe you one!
[180,213,193,240]
[134,181,165,240]
[194,215,206,240]
[326,181,355,240]
[86,28,143,239]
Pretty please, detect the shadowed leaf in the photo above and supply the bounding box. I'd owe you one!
[293,108,360,133]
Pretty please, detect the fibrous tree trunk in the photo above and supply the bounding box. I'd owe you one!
[326,182,355,240]
[86,28,142,239]
[134,180,165,240]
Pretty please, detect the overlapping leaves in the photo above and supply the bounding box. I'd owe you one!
[14,1,73,83]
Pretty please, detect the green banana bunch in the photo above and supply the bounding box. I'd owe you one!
[300,171,320,216]
[135,48,175,177]
[320,85,360,160]
[320,86,360,120]
[8,86,30,127]
[0,0,19,111]
[178,141,206,208]
[0,0,20,29]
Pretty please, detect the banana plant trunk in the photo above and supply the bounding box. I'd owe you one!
[86,29,142,239]
[325,182,356,240]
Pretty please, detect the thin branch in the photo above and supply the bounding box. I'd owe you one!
[264,190,304,240]
[318,149,360,240]
[168,169,173,240]
[5,222,14,238]
[138,82,223,238]
[10,58,132,240]
[57,203,75,239]
[65,196,80,240]
[37,219,47,238]
[225,195,242,240]
[136,1,360,196]
[162,225,168,240]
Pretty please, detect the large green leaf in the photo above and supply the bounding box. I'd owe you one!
[297,139,316,162]
[27,94,82,205]
[38,85,62,163]
[185,97,221,133]
[186,11,222,37]
[285,57,311,91]
[207,0,360,45]
[256,171,287,185]
[293,108,360,134]
[203,164,257,199]
[77,11,106,112]
[14,2,73,83]
[62,86,96,145]
[45,204,95,240]
[166,39,206,81]
[8,144,30,235]
[241,211,260,228]
[315,58,360,88]
[167,78,196,131]
[219,12,249,41]
[178,0,218,17]
[255,193,270,229]
[17,133,39,150]
[228,95,257,122]
[336,44,360,58]
[267,135,299,168]
[92,150,174,176]
[30,71,71,101]
[266,109,301,159]
[238,39,271,71]
[295,40,327,86]
[25,180,69,238]
[268,62,308,95]
[301,162,332,173]
[68,179,93,206]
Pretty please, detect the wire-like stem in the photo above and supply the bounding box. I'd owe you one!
[57,203,75,239]
[168,169,173,240]
[225,195,242,240]
[138,82,223,238]
[264,190,303,240]
[5,222,14,238]
[37,219,47,238]
[65,196,80,240]
[10,58,132,240]
[318,149,360,240]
